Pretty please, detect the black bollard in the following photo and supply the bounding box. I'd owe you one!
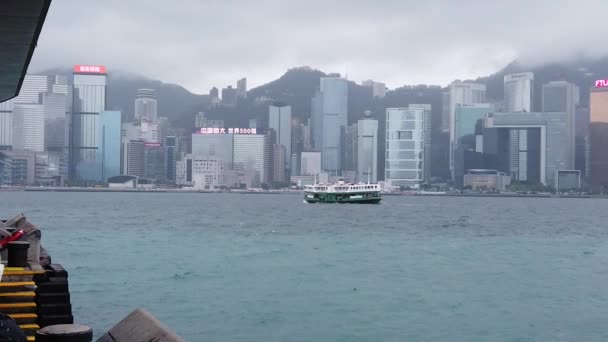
[36,324,93,342]
[7,241,29,267]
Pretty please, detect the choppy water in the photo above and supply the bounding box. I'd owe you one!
[1,192,608,341]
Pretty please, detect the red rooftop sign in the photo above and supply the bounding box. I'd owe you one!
[73,65,107,74]
[595,80,608,87]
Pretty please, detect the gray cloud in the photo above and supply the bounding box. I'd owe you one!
[30,0,608,94]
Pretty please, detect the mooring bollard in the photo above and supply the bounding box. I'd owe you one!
[36,324,93,342]
[7,241,29,267]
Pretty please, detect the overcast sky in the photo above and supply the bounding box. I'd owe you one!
[30,0,608,94]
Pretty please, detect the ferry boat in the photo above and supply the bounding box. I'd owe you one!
[304,181,382,204]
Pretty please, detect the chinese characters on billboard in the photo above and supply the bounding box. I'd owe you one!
[196,127,258,135]
[73,65,107,74]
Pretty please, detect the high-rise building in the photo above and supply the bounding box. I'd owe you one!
[361,80,386,98]
[12,103,45,152]
[574,106,590,178]
[589,85,608,192]
[122,121,159,143]
[340,123,358,173]
[542,81,579,171]
[163,136,179,184]
[233,133,271,187]
[0,75,55,150]
[70,65,107,181]
[209,87,220,105]
[452,103,493,185]
[272,144,286,182]
[300,151,321,176]
[42,92,68,152]
[122,140,144,178]
[357,113,378,183]
[221,86,237,106]
[0,111,11,148]
[143,142,164,181]
[191,132,233,169]
[311,77,348,173]
[484,111,571,185]
[98,111,121,182]
[268,103,292,172]
[385,106,431,189]
[134,89,157,121]
[504,72,534,112]
[237,78,247,98]
[448,82,486,174]
[441,91,450,132]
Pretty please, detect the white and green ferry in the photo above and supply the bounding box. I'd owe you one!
[304,181,382,204]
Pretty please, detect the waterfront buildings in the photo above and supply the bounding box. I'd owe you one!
[484,111,572,185]
[69,65,108,181]
[542,81,580,175]
[98,111,121,182]
[300,151,322,176]
[163,136,179,183]
[268,103,292,173]
[357,113,378,183]
[233,133,271,187]
[589,85,608,192]
[448,82,486,175]
[385,106,431,189]
[311,77,348,173]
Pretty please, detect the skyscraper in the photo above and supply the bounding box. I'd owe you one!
[484,111,571,185]
[385,106,431,189]
[300,151,321,176]
[0,75,55,150]
[98,111,121,182]
[191,132,234,169]
[542,81,579,170]
[312,77,348,173]
[340,123,357,173]
[70,65,107,181]
[268,103,292,172]
[233,133,271,187]
[272,144,286,182]
[122,140,144,178]
[43,92,68,152]
[221,86,237,106]
[143,142,164,181]
[163,136,179,183]
[504,72,534,112]
[134,89,157,121]
[357,112,378,183]
[237,78,247,98]
[589,84,608,192]
[12,103,45,152]
[361,80,386,98]
[448,82,486,175]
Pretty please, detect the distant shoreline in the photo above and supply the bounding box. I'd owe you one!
[0,187,603,199]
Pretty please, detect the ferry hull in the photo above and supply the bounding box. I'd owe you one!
[304,193,382,204]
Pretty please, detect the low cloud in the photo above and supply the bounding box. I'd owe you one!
[30,0,608,93]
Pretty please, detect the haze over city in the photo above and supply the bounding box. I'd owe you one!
[29,0,608,93]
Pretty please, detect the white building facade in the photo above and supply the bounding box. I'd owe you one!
[385,107,431,189]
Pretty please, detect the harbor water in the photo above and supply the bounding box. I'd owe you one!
[1,192,608,341]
